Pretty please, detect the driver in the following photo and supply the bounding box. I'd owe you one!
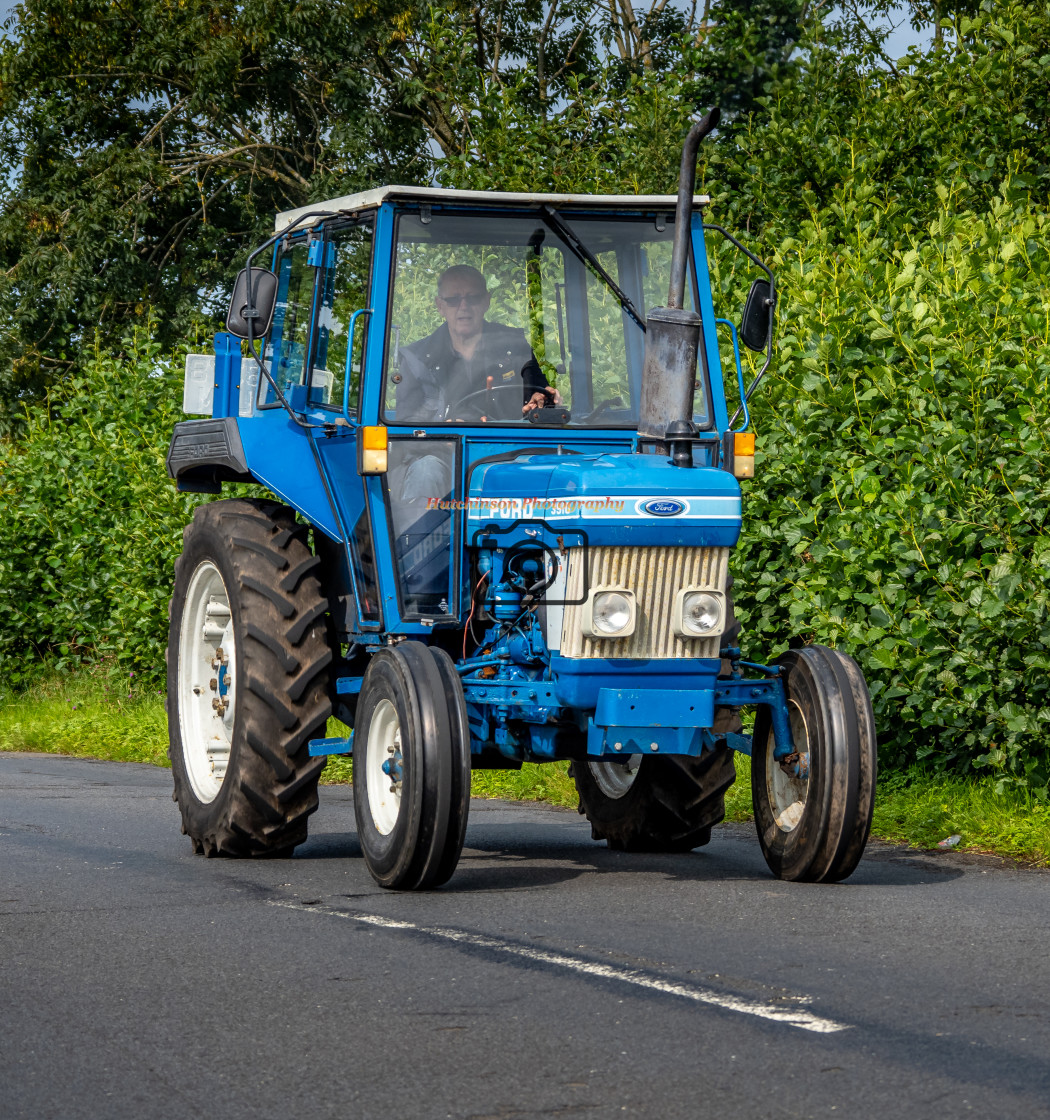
[396,265,558,421]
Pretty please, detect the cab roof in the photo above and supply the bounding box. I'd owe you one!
[274,185,711,233]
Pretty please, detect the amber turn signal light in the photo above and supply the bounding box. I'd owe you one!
[733,431,755,479]
[359,425,388,474]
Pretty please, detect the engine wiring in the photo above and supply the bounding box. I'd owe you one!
[463,569,489,660]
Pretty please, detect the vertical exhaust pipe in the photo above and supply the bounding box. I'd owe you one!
[638,107,721,461]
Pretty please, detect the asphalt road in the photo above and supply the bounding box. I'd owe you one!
[2,752,1049,1120]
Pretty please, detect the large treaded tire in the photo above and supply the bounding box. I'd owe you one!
[167,499,332,857]
[751,645,877,883]
[571,743,737,852]
[571,590,741,852]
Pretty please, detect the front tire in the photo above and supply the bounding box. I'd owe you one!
[353,643,470,889]
[751,645,877,883]
[167,499,332,856]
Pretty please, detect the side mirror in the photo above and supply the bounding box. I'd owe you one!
[226,268,278,339]
[740,279,774,352]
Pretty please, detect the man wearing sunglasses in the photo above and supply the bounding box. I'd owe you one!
[396,265,559,422]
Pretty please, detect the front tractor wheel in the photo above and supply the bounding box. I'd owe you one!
[167,499,332,857]
[353,643,471,890]
[751,645,877,883]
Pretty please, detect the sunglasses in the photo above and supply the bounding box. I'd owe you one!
[438,292,487,307]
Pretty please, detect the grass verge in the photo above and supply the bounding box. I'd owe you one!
[0,669,169,767]
[2,672,1047,865]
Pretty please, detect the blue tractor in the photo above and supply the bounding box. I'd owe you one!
[166,110,876,888]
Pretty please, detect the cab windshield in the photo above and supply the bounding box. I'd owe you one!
[383,209,712,429]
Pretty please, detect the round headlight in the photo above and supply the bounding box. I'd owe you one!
[592,591,633,636]
[682,591,722,635]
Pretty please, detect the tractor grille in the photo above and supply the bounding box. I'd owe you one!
[559,546,730,660]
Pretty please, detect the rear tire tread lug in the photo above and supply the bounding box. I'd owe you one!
[240,575,297,618]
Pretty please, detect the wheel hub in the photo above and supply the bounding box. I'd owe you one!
[381,747,404,788]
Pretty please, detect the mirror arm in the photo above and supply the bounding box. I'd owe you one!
[734,331,774,427]
[702,223,775,285]
[716,318,751,432]
[704,223,776,430]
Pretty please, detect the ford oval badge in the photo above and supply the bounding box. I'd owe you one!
[643,499,685,517]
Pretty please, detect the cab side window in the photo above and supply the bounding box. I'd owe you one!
[261,240,315,404]
[310,219,375,412]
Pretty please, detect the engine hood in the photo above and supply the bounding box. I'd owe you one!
[466,452,741,548]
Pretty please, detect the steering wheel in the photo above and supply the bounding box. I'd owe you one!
[447,383,526,421]
[448,384,571,424]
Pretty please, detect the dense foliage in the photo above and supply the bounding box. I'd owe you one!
[742,188,1050,786]
[0,0,427,416]
[0,328,206,681]
[1,1,1048,787]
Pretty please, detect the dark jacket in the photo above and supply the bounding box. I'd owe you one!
[395,321,546,421]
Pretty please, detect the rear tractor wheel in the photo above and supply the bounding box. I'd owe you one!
[572,587,742,853]
[751,645,877,883]
[571,737,736,852]
[167,499,332,857]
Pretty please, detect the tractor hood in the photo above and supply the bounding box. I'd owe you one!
[467,452,741,548]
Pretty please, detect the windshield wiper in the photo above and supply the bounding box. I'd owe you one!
[539,205,646,332]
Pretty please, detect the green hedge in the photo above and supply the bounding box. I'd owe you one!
[0,329,206,683]
[733,183,1050,786]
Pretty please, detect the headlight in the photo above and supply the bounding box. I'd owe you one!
[673,589,725,638]
[582,587,636,639]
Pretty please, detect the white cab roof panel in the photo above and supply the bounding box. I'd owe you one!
[275,185,711,232]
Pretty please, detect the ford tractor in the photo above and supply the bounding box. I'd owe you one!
[166,109,877,889]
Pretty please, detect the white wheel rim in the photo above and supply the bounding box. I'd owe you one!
[177,561,236,804]
[589,755,641,800]
[766,699,809,832]
[366,699,403,835]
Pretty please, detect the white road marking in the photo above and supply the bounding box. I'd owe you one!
[269,899,851,1034]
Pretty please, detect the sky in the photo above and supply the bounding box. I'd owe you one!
[0,2,933,51]
[873,4,932,57]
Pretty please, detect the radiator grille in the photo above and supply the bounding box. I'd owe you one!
[559,546,729,659]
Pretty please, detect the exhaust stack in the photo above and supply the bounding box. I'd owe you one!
[638,107,720,460]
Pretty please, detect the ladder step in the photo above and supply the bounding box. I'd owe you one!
[307,734,354,757]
